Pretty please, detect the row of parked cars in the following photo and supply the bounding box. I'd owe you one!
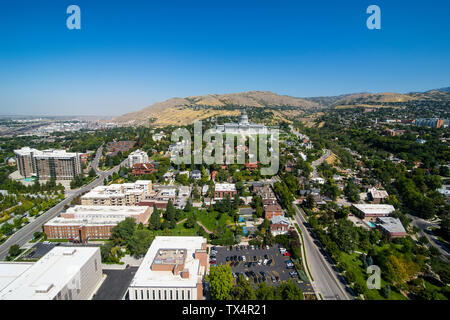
[227,244,271,251]
[226,254,273,267]
[233,270,280,284]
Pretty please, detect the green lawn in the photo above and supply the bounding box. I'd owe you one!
[339,251,407,300]
[195,210,233,232]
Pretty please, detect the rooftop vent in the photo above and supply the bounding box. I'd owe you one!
[63,248,76,256]
[35,283,54,293]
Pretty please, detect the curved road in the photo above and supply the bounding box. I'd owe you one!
[0,146,126,260]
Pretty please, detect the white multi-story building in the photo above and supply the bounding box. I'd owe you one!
[127,149,149,168]
[0,247,102,300]
[128,236,207,300]
[213,110,268,135]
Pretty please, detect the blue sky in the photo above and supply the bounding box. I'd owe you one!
[0,0,449,116]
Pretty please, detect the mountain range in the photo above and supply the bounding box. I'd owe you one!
[113,88,450,126]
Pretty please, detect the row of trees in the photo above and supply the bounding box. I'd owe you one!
[208,265,303,300]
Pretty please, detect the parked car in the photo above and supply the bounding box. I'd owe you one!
[226,256,230,261]
[264,254,269,259]
[253,255,257,261]
[258,259,262,265]
[244,262,248,268]
[263,259,268,265]
[267,259,273,266]
[209,260,216,264]
[234,262,239,267]
[238,256,243,261]
[283,252,291,256]
[266,245,270,249]
[271,275,276,283]
[242,256,246,261]
[230,261,235,267]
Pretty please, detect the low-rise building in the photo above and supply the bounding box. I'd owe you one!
[368,188,389,204]
[0,247,102,300]
[352,204,395,221]
[264,204,284,219]
[128,236,207,300]
[214,183,237,199]
[270,215,291,236]
[131,163,155,175]
[44,205,152,241]
[376,217,407,238]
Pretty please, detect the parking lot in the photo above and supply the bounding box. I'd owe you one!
[210,244,314,294]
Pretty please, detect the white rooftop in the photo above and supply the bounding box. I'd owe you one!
[66,205,148,215]
[353,204,395,215]
[129,236,206,289]
[215,183,237,192]
[0,247,100,300]
[0,262,33,292]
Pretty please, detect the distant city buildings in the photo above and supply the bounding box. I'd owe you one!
[413,118,448,128]
[128,236,207,300]
[0,247,102,300]
[14,147,82,180]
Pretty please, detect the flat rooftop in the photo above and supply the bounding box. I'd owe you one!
[215,183,236,192]
[0,262,34,292]
[353,204,395,215]
[129,236,206,289]
[66,205,148,215]
[377,217,406,234]
[0,247,100,300]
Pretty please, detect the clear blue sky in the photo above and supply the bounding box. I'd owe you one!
[0,0,449,116]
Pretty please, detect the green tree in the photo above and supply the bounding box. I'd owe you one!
[232,275,256,300]
[149,205,161,230]
[8,244,21,258]
[110,217,136,245]
[128,229,155,258]
[208,265,233,300]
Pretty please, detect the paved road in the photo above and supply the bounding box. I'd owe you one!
[311,149,331,178]
[407,214,449,261]
[0,147,126,260]
[293,203,354,300]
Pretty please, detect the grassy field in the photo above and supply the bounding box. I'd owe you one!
[339,251,407,300]
[195,210,234,232]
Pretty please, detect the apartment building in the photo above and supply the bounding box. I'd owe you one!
[127,149,149,168]
[214,183,237,199]
[0,247,102,300]
[128,236,207,300]
[14,147,82,180]
[80,180,152,206]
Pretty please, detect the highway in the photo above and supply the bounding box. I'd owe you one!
[293,203,354,300]
[0,146,126,260]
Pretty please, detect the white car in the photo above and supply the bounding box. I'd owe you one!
[263,259,268,265]
[258,259,262,265]
[266,245,270,250]
[242,256,246,262]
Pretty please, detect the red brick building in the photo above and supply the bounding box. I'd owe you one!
[131,163,155,175]
[264,204,283,219]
